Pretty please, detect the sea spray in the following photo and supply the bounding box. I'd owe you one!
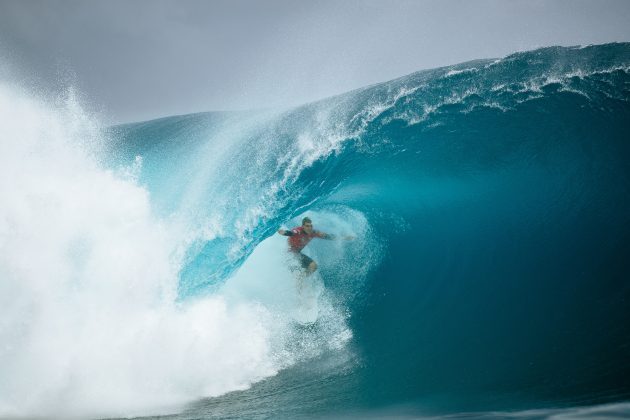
[0,84,358,418]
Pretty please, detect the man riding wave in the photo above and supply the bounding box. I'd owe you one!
[277,217,354,275]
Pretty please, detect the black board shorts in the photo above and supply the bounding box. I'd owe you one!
[293,251,314,269]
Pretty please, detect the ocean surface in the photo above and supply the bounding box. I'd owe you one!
[1,43,629,419]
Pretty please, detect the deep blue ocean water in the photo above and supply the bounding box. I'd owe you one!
[103,44,630,419]
[2,44,629,419]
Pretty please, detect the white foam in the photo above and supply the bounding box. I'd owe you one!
[0,83,347,418]
[444,67,478,77]
[349,85,420,132]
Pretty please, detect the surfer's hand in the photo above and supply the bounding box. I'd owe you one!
[278,229,286,235]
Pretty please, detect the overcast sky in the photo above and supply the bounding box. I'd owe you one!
[1,0,629,123]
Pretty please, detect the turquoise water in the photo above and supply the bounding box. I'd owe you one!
[105,44,630,418]
[1,44,629,419]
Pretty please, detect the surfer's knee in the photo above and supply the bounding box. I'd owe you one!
[308,261,317,273]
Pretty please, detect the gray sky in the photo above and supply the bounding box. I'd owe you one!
[1,0,629,124]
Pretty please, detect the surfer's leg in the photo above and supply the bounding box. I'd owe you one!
[298,252,317,275]
[306,260,317,274]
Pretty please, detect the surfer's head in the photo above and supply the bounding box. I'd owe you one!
[302,217,313,234]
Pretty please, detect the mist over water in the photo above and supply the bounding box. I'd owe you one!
[0,84,367,418]
[1,44,630,419]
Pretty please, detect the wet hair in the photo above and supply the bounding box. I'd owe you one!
[302,217,312,225]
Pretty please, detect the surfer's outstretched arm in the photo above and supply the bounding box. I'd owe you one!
[278,229,294,236]
[316,231,335,240]
[316,231,355,241]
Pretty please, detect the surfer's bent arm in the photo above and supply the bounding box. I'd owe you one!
[277,229,294,236]
[316,231,336,240]
[319,231,355,241]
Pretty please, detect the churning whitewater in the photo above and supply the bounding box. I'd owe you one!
[0,81,364,419]
[1,43,630,419]
[0,85,274,416]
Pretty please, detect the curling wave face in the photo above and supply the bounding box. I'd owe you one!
[1,43,630,418]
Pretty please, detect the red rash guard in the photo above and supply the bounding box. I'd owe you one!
[284,226,332,252]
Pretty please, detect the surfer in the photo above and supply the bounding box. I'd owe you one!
[277,217,354,275]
